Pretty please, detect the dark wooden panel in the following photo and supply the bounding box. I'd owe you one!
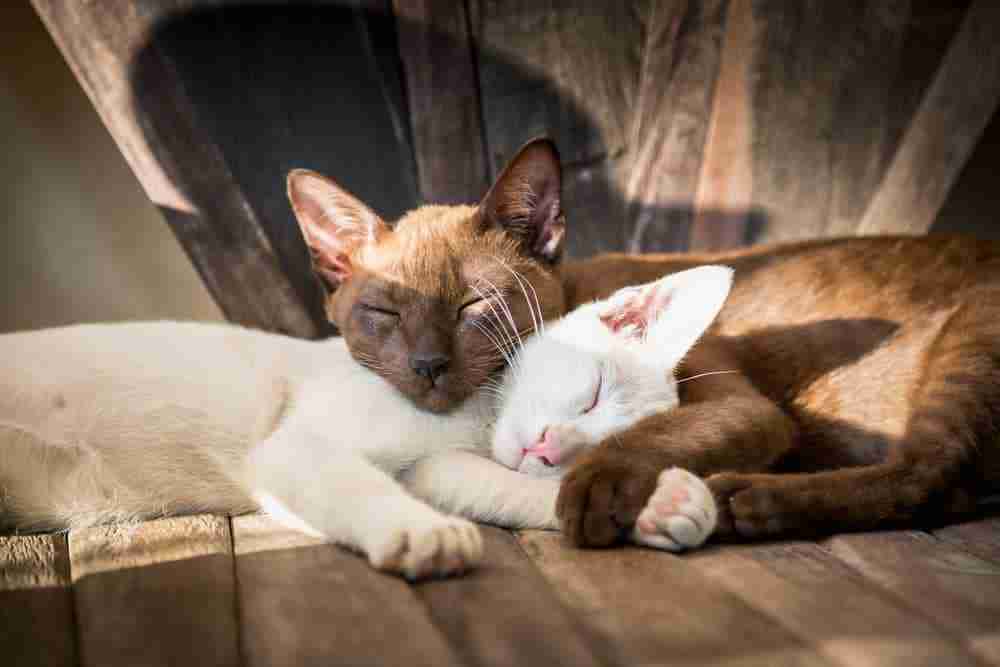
[623,0,728,253]
[31,0,320,337]
[858,0,1000,235]
[689,0,755,251]
[690,541,983,667]
[826,530,1000,664]
[232,514,461,667]
[0,533,77,667]
[70,515,241,667]
[414,527,608,667]
[750,0,895,244]
[394,0,489,204]
[469,0,639,173]
[518,530,832,666]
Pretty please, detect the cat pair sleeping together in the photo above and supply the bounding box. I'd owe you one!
[4,138,999,580]
[0,265,723,579]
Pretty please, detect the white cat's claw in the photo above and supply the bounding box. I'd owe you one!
[631,467,717,552]
[368,514,483,580]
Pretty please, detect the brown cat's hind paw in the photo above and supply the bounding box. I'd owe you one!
[707,473,792,540]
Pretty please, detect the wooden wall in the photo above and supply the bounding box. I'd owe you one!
[32,0,1000,337]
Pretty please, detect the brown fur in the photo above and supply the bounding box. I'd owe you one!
[557,236,1000,545]
[288,139,566,413]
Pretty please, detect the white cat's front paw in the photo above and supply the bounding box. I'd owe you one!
[631,467,717,552]
[367,514,483,581]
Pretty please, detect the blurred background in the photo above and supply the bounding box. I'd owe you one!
[4,1,999,337]
[0,2,220,332]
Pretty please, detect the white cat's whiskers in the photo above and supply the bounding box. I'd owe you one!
[675,370,739,384]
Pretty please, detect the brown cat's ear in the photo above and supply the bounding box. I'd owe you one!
[287,169,388,292]
[479,138,565,264]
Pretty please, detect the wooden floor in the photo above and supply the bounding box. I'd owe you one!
[3,513,999,667]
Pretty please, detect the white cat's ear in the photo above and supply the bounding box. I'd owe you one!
[287,170,389,292]
[599,265,734,365]
[479,137,565,264]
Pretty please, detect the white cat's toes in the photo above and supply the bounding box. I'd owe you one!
[368,515,483,580]
[630,467,717,552]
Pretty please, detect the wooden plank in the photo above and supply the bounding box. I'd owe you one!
[31,0,320,338]
[413,526,608,667]
[857,0,1000,235]
[826,530,1000,664]
[934,516,1000,565]
[561,158,628,258]
[232,514,462,667]
[70,515,240,667]
[689,541,984,667]
[623,0,728,253]
[689,0,755,251]
[0,533,77,667]
[469,0,640,174]
[823,1,912,237]
[394,0,489,204]
[518,530,832,666]
[749,0,901,244]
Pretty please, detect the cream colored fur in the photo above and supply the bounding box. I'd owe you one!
[0,322,488,579]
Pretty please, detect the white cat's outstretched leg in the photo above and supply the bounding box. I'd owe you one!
[631,467,717,552]
[246,428,483,580]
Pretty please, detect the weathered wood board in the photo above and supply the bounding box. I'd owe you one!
[518,530,832,666]
[0,533,77,667]
[826,530,1000,664]
[232,514,462,667]
[69,515,240,667]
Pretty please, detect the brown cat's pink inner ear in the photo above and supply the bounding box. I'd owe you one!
[286,169,388,292]
[480,137,566,264]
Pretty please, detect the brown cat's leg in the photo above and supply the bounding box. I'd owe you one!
[556,362,798,547]
[710,303,997,539]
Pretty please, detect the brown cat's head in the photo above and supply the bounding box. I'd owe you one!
[287,139,568,413]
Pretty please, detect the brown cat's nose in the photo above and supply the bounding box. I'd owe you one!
[410,354,450,383]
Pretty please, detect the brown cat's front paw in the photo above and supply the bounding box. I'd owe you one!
[556,461,658,547]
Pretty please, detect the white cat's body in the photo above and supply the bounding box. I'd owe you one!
[0,321,488,578]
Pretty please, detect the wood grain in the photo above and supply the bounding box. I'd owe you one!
[689,541,983,667]
[31,0,319,338]
[689,0,755,251]
[414,526,608,667]
[933,516,1000,565]
[0,533,77,667]
[469,0,639,173]
[623,0,728,253]
[518,530,832,666]
[826,530,1000,664]
[232,514,461,667]
[69,515,240,667]
[394,0,489,204]
[857,0,1000,235]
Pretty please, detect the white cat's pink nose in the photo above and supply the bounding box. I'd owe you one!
[523,427,562,466]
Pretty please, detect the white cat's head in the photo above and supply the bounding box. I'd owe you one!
[491,265,733,478]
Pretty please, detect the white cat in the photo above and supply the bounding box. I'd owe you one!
[0,267,728,579]
[404,265,730,551]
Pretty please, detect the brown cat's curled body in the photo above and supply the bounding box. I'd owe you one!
[558,237,1000,545]
[288,137,999,548]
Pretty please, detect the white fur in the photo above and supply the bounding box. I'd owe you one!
[0,322,488,579]
[405,266,733,551]
[0,266,732,579]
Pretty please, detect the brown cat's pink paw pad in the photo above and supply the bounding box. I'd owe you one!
[630,468,717,552]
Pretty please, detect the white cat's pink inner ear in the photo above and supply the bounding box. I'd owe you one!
[599,285,673,337]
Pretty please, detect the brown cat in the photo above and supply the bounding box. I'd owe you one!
[287,139,566,414]
[288,137,1000,548]
[558,238,1000,545]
